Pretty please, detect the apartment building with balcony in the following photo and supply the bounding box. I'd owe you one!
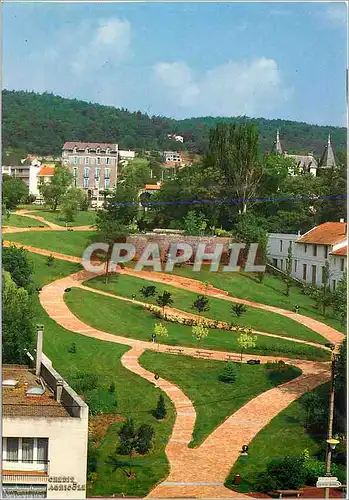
[2,163,42,197]
[2,330,88,499]
[62,142,119,207]
[268,221,347,289]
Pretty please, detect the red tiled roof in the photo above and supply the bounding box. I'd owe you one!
[162,161,182,168]
[331,245,347,256]
[144,184,161,190]
[297,222,347,245]
[63,142,117,151]
[38,166,55,176]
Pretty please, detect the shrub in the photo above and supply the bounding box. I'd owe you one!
[140,285,157,298]
[109,381,116,393]
[46,254,55,267]
[67,342,76,354]
[154,394,166,419]
[265,361,301,385]
[231,304,247,317]
[254,471,279,492]
[219,362,236,384]
[136,424,154,454]
[87,441,99,480]
[266,456,306,490]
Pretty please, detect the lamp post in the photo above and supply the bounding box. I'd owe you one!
[324,347,339,499]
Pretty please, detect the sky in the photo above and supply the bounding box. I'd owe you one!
[2,2,348,126]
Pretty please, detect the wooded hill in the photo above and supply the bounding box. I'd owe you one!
[2,89,347,160]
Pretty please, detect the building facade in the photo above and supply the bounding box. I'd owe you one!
[62,142,119,207]
[2,163,42,196]
[268,221,347,289]
[162,151,182,164]
[2,339,88,499]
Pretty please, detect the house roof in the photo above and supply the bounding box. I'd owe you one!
[63,142,117,152]
[330,245,347,256]
[319,134,337,169]
[297,222,347,245]
[162,161,182,168]
[286,154,318,168]
[2,365,69,418]
[144,184,161,190]
[38,166,55,176]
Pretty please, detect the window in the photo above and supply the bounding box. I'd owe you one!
[322,266,326,284]
[272,258,277,267]
[37,438,48,463]
[6,438,18,461]
[340,259,345,271]
[105,178,110,189]
[84,167,89,178]
[311,265,317,285]
[303,264,307,280]
[280,240,283,252]
[280,259,283,270]
[289,241,292,249]
[73,167,77,187]
[97,157,101,165]
[106,148,111,155]
[83,177,89,189]
[324,246,328,259]
[105,168,111,179]
[106,157,111,165]
[22,438,34,463]
[73,156,78,165]
[332,280,336,291]
[304,244,307,253]
[294,260,298,273]
[73,147,77,154]
[85,157,89,165]
[85,147,89,154]
[96,148,100,154]
[95,168,100,181]
[313,244,317,257]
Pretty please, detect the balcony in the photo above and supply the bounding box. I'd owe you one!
[2,460,49,483]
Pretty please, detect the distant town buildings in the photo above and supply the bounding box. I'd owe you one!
[268,221,347,289]
[62,142,119,207]
[2,330,88,499]
[2,162,42,197]
[167,133,184,143]
[272,130,337,176]
[118,150,136,166]
[162,151,182,164]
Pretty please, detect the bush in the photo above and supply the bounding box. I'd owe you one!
[254,471,279,492]
[265,361,301,385]
[71,371,99,393]
[109,381,116,393]
[67,342,76,354]
[87,441,99,480]
[254,456,306,492]
[218,362,236,384]
[46,255,55,267]
[231,304,248,317]
[136,424,154,454]
[154,394,166,420]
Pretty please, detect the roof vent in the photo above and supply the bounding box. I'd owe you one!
[26,387,45,396]
[2,379,19,388]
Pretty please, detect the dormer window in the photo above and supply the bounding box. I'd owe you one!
[106,148,111,155]
[85,147,89,154]
[73,147,77,154]
[96,148,100,154]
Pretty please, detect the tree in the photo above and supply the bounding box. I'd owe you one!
[183,210,208,235]
[218,362,236,383]
[46,254,55,267]
[333,273,347,326]
[140,285,157,299]
[38,165,73,210]
[192,295,210,315]
[61,187,86,222]
[154,323,168,350]
[154,394,167,420]
[231,304,247,317]
[334,338,346,430]
[136,424,155,454]
[2,245,33,290]
[314,260,333,316]
[2,174,28,211]
[90,224,128,284]
[237,330,257,361]
[3,271,35,364]
[255,456,306,492]
[284,243,293,296]
[116,418,137,477]
[192,323,209,346]
[96,184,138,228]
[156,291,173,315]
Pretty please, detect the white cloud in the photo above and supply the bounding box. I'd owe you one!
[153,57,291,117]
[323,3,347,28]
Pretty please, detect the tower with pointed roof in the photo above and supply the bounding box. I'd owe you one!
[273,129,283,155]
[319,134,337,169]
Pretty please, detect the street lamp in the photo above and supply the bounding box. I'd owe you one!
[327,438,340,451]
[324,349,339,500]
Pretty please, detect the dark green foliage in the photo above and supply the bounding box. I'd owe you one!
[84,387,118,416]
[156,291,173,312]
[231,304,247,317]
[254,456,306,492]
[2,174,28,210]
[139,285,157,299]
[2,245,33,290]
[87,441,99,480]
[218,362,236,384]
[71,371,99,393]
[38,165,73,210]
[154,394,167,420]
[46,254,55,267]
[136,424,155,455]
[192,295,210,315]
[67,342,76,353]
[300,391,329,434]
[109,381,116,393]
[265,361,301,385]
[117,418,137,456]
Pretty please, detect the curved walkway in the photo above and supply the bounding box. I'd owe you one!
[40,270,333,498]
[14,209,95,231]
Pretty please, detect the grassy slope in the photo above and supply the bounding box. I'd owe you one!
[3,214,46,227]
[169,266,345,333]
[28,253,175,497]
[28,209,96,227]
[5,231,96,257]
[86,274,327,345]
[225,383,346,493]
[140,351,301,447]
[64,287,329,361]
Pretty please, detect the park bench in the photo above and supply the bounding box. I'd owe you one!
[196,350,213,359]
[166,347,184,355]
[270,489,302,498]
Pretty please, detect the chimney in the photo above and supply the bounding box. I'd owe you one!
[55,379,64,403]
[340,218,345,223]
[35,325,44,376]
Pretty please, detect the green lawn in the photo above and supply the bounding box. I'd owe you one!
[28,209,96,227]
[167,266,345,333]
[225,383,346,493]
[64,287,329,361]
[3,214,46,227]
[4,231,96,257]
[29,252,175,497]
[140,351,301,447]
[86,274,327,345]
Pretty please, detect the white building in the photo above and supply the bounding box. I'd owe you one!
[118,150,136,166]
[2,163,42,197]
[162,151,182,164]
[268,221,347,289]
[2,330,88,499]
[167,134,184,143]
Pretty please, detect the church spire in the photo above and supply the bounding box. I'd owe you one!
[274,129,283,155]
[320,134,337,169]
